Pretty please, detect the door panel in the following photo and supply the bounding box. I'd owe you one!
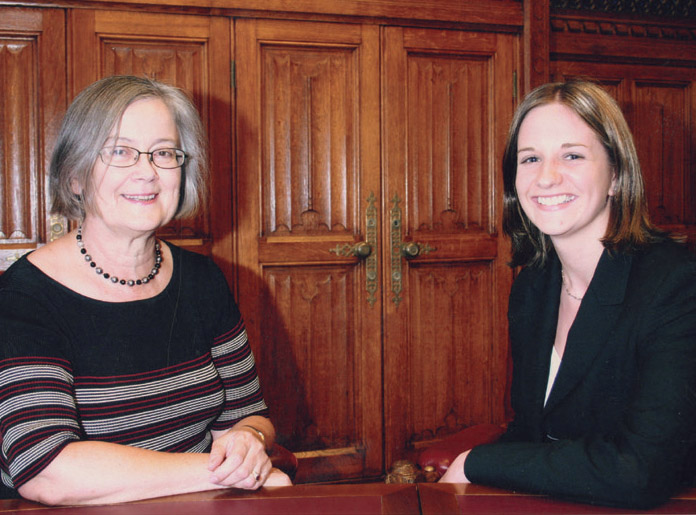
[69,10,233,277]
[634,82,689,227]
[382,27,516,465]
[235,19,382,482]
[0,7,65,271]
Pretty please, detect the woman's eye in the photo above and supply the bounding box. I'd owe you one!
[565,153,583,160]
[519,156,538,164]
[155,149,174,158]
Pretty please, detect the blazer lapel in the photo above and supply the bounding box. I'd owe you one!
[543,249,632,413]
[519,255,564,422]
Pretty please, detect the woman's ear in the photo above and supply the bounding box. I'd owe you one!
[71,178,82,196]
[608,171,618,197]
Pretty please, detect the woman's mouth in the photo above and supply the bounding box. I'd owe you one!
[535,194,575,206]
[123,194,156,201]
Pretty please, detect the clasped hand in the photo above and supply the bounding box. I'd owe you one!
[207,428,272,489]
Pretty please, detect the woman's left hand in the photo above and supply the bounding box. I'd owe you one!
[207,427,272,489]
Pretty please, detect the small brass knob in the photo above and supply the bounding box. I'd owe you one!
[401,242,420,258]
[353,241,372,259]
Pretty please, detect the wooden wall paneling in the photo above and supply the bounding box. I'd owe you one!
[0,7,65,272]
[523,0,550,91]
[634,80,692,230]
[235,18,382,482]
[68,9,233,278]
[381,26,517,468]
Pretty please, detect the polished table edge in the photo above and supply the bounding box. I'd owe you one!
[2,483,695,513]
[417,483,696,515]
[0,483,420,512]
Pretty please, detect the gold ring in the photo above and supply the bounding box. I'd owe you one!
[252,470,260,481]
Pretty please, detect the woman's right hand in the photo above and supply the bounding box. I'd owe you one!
[438,450,471,483]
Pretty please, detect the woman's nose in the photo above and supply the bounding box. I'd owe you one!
[536,159,561,187]
[131,153,159,179]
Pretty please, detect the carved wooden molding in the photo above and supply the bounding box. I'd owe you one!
[7,0,524,28]
[551,14,696,42]
[550,11,696,63]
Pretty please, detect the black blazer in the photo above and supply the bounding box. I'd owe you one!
[466,241,696,509]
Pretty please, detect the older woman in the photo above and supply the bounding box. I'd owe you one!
[440,80,696,508]
[0,75,290,505]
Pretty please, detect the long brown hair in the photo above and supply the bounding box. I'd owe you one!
[503,79,669,268]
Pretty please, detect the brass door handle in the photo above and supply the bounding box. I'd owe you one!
[353,241,373,258]
[401,241,435,259]
[401,242,420,258]
[328,241,372,259]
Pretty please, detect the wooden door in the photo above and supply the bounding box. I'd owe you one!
[381,27,517,467]
[551,63,696,248]
[235,19,383,482]
[236,19,517,481]
[68,9,234,277]
[0,7,65,272]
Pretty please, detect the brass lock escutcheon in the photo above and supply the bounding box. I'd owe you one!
[389,194,437,306]
[328,192,378,306]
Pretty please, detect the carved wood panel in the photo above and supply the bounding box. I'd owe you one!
[634,82,690,227]
[382,26,517,465]
[68,10,233,276]
[0,7,65,271]
[407,55,491,233]
[406,262,496,440]
[1,37,37,243]
[259,266,358,450]
[260,46,357,236]
[235,18,382,482]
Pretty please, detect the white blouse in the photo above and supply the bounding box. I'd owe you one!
[544,345,562,406]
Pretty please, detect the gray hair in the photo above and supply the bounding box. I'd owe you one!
[50,75,208,221]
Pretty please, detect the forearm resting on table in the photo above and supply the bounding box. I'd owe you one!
[18,440,226,506]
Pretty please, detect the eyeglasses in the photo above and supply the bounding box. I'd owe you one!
[98,145,187,169]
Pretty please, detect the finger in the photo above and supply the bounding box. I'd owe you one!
[264,468,293,487]
[217,453,271,488]
[208,440,227,471]
[209,440,247,483]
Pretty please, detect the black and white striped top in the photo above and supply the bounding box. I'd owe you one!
[0,244,269,492]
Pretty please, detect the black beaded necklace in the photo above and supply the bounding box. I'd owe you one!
[76,225,162,286]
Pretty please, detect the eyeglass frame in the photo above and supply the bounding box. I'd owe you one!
[98,145,187,169]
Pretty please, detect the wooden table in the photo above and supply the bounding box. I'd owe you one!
[0,483,420,514]
[419,483,696,515]
[2,483,695,514]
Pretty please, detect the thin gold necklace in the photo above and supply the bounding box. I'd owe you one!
[561,269,584,301]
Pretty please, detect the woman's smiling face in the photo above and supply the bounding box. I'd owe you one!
[515,102,617,245]
[86,97,182,236]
